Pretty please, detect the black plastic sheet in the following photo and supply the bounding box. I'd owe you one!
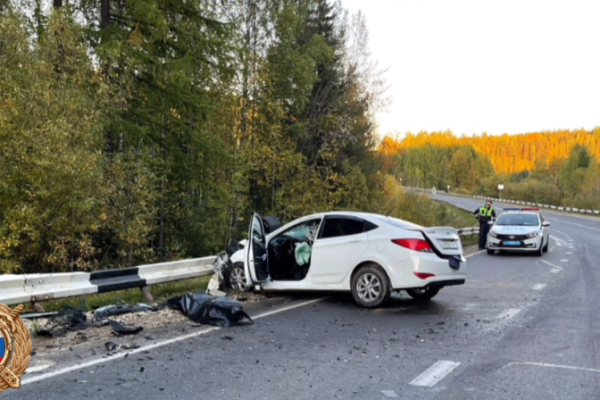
[166,292,253,328]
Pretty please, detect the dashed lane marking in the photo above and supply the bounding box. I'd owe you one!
[540,259,563,271]
[496,308,521,320]
[409,360,461,387]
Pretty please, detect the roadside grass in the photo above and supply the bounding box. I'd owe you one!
[437,202,480,247]
[25,276,211,313]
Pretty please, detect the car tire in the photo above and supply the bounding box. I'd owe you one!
[351,264,391,309]
[226,262,248,291]
[543,237,549,253]
[535,244,543,257]
[487,248,494,255]
[406,286,440,301]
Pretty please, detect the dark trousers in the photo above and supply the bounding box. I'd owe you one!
[479,222,490,249]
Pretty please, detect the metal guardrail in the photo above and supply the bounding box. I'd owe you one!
[0,256,216,307]
[472,196,600,216]
[457,227,479,236]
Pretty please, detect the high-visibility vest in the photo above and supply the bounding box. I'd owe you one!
[480,207,494,217]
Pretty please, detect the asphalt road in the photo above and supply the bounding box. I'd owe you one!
[7,194,600,400]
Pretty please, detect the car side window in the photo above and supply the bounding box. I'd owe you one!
[321,218,365,239]
[281,219,321,242]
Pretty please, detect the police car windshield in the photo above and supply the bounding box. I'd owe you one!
[496,213,539,226]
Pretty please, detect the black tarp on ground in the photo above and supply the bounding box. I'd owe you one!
[166,292,253,328]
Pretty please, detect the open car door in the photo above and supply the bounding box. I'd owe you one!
[244,213,269,288]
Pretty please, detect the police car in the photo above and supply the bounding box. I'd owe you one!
[486,208,550,256]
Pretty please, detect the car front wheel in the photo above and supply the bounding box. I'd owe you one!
[351,264,391,308]
[227,262,248,291]
[406,287,440,301]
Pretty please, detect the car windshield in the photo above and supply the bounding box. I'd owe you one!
[496,213,539,226]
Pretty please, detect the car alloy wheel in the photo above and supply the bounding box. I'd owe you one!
[357,273,381,302]
[351,264,391,308]
[228,263,247,291]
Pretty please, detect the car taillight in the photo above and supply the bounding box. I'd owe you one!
[391,239,433,253]
[414,272,435,279]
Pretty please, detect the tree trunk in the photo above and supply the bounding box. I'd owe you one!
[101,0,111,29]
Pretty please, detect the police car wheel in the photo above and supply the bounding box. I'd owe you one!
[487,248,494,255]
[543,237,549,253]
[535,245,543,257]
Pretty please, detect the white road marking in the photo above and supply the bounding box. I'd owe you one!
[551,269,560,273]
[381,390,399,398]
[496,308,521,320]
[540,259,563,271]
[561,259,568,263]
[500,361,600,374]
[548,218,600,231]
[409,360,461,387]
[466,250,485,258]
[532,283,547,291]
[21,297,327,386]
[25,363,55,373]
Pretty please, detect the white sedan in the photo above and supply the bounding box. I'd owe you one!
[486,208,550,256]
[231,211,467,308]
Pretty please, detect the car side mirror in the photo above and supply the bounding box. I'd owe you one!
[542,222,550,227]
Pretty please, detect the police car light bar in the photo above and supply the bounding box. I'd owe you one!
[503,207,540,212]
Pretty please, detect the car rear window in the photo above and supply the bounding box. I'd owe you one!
[370,215,422,230]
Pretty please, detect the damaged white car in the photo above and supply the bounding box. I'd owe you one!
[226,212,467,308]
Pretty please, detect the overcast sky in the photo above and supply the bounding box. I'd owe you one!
[341,0,600,137]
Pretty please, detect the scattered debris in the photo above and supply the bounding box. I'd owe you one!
[109,320,143,336]
[105,342,117,352]
[381,390,399,398]
[94,304,156,320]
[36,309,89,338]
[166,292,253,328]
[221,335,234,341]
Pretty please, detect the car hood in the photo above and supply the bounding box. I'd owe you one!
[492,226,540,234]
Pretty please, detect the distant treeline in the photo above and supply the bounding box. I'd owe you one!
[381,131,600,210]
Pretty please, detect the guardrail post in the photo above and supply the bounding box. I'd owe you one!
[32,301,45,313]
[140,286,155,303]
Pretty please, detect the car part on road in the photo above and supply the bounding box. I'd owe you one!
[105,342,117,352]
[36,309,89,338]
[351,264,391,308]
[166,292,253,328]
[406,287,440,301]
[93,304,156,320]
[109,320,143,336]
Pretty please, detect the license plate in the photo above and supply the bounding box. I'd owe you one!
[441,241,458,249]
[503,241,521,246]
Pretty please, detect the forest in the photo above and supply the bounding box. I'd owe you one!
[0,0,403,274]
[381,130,600,210]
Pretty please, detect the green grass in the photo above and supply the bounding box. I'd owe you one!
[437,202,480,247]
[26,276,211,313]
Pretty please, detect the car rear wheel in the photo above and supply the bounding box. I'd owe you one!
[406,287,440,301]
[351,264,391,308]
[227,262,247,291]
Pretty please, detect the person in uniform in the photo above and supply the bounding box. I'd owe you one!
[474,201,496,250]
